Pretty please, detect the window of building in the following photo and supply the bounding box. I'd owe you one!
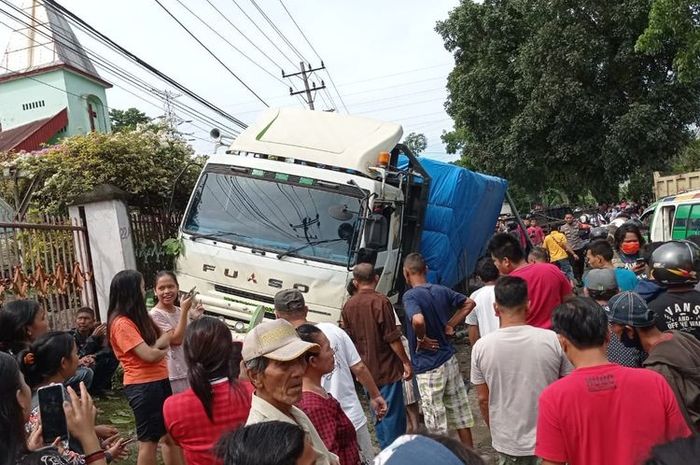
[22,100,45,111]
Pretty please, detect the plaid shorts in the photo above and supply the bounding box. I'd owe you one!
[416,355,474,433]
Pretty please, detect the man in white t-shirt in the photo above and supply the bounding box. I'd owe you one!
[273,289,387,462]
[471,276,571,464]
[466,257,501,345]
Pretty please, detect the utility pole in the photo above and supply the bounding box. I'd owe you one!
[152,89,184,130]
[282,62,328,110]
[152,89,194,139]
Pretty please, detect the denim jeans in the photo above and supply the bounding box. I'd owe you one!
[555,258,575,281]
[374,380,406,449]
[64,366,94,391]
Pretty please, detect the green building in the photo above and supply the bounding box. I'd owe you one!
[0,0,111,152]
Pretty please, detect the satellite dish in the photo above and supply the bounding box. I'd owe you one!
[210,128,221,139]
[328,204,353,221]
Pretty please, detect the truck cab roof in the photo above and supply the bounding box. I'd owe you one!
[229,107,403,176]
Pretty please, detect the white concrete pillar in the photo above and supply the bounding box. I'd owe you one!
[69,184,135,322]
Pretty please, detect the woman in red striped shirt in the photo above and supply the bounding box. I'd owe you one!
[296,324,361,465]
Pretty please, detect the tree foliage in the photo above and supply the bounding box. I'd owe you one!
[0,124,204,214]
[109,107,152,132]
[670,136,700,172]
[403,132,428,155]
[636,1,700,84]
[436,0,700,203]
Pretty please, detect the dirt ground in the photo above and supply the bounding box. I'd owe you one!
[360,333,496,463]
[454,335,498,464]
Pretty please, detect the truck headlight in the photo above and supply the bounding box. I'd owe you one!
[233,321,246,333]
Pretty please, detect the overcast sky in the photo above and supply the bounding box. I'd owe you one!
[0,0,460,160]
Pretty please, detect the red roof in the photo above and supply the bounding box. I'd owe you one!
[0,108,68,152]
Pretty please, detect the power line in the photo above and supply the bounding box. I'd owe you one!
[0,6,219,134]
[218,74,449,108]
[238,0,332,109]
[337,63,452,87]
[153,0,268,107]
[229,0,296,67]
[40,0,249,129]
[204,0,284,72]
[0,63,224,145]
[171,0,286,86]
[249,0,306,62]
[219,0,307,107]
[0,3,241,135]
[278,0,348,113]
[35,0,243,132]
[350,87,445,108]
[355,96,447,115]
[187,0,307,108]
[342,76,447,97]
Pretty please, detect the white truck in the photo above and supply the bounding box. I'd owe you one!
[175,107,508,332]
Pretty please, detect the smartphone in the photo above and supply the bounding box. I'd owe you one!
[635,258,646,266]
[37,384,69,444]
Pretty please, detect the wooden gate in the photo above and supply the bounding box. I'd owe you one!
[0,216,96,329]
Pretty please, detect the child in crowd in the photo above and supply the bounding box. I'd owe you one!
[0,300,49,355]
[149,271,204,394]
[0,352,109,465]
[108,270,182,465]
[216,421,315,465]
[466,257,500,345]
[528,247,549,264]
[18,331,128,464]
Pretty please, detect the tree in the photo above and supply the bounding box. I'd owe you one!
[0,123,204,214]
[109,107,152,132]
[636,1,700,84]
[671,136,700,172]
[403,132,428,155]
[436,0,700,203]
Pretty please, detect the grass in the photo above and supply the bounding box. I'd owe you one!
[95,390,138,465]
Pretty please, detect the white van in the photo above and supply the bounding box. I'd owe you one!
[641,189,700,242]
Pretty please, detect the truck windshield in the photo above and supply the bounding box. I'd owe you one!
[183,167,362,265]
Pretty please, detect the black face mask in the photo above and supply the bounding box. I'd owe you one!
[620,329,643,351]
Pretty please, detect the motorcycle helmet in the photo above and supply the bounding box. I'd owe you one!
[650,240,700,285]
[624,218,644,230]
[589,227,609,242]
[579,214,590,224]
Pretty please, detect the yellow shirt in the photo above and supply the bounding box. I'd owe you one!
[543,231,569,262]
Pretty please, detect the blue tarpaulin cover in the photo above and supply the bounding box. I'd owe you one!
[399,157,508,288]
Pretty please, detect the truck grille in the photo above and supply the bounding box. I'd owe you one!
[213,285,275,305]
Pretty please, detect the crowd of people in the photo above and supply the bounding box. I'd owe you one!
[0,206,700,465]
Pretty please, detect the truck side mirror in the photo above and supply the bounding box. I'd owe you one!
[338,223,354,241]
[364,213,388,250]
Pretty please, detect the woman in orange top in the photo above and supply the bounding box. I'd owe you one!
[107,270,181,465]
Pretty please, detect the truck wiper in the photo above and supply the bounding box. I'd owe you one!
[187,230,251,241]
[276,239,346,260]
